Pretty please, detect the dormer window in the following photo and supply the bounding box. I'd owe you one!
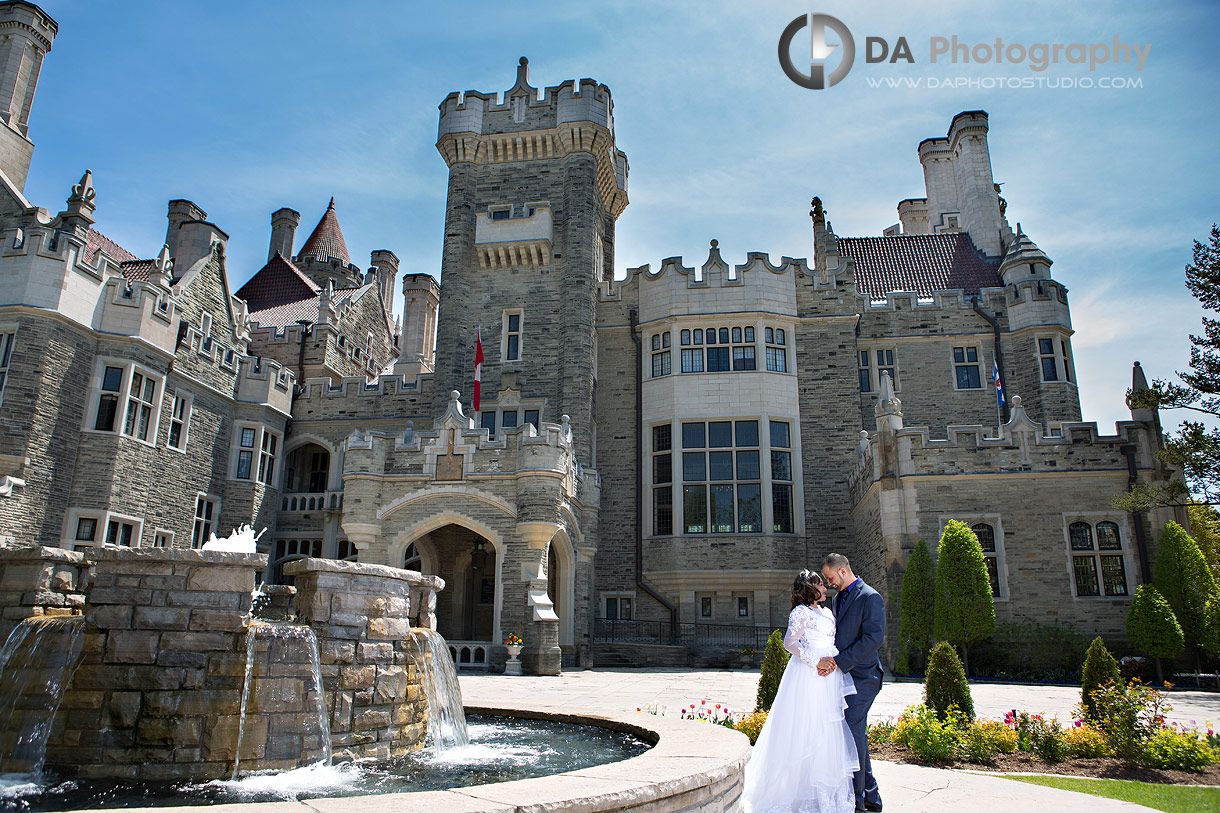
[491,208,511,221]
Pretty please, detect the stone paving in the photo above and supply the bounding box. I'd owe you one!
[461,668,1220,811]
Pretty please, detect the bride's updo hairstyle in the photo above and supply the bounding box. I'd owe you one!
[790,569,826,609]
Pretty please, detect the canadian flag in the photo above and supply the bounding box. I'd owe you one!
[473,327,484,412]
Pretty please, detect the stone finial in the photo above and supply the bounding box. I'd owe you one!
[154,243,172,273]
[318,279,335,326]
[1132,360,1150,392]
[810,196,825,226]
[858,430,870,455]
[1128,361,1156,423]
[874,370,902,417]
[60,168,97,226]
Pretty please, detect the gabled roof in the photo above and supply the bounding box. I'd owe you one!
[297,198,351,266]
[83,227,137,265]
[235,253,321,311]
[838,233,1002,298]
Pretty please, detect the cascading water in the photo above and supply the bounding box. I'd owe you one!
[232,621,332,779]
[409,629,469,750]
[0,616,86,776]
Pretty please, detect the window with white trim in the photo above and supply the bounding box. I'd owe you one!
[0,328,14,406]
[765,327,788,373]
[971,523,1001,597]
[105,516,139,547]
[152,529,173,548]
[680,420,761,534]
[652,424,673,535]
[678,326,755,373]
[1038,336,1075,384]
[604,595,633,620]
[192,495,217,548]
[699,594,713,618]
[770,420,794,534]
[953,346,982,389]
[651,332,671,378]
[503,311,521,362]
[859,347,897,393]
[90,362,162,444]
[72,514,99,552]
[167,392,191,451]
[736,595,751,617]
[234,425,280,486]
[1069,519,1128,597]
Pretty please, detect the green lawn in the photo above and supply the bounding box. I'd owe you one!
[1001,775,1220,812]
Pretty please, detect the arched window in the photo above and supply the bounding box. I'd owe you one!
[1070,519,1127,598]
[403,542,422,571]
[971,523,1000,597]
[1096,522,1121,550]
[1069,522,1094,551]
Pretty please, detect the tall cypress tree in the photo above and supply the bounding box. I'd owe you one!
[932,520,996,676]
[899,539,935,674]
[1126,584,1185,683]
[1154,521,1216,666]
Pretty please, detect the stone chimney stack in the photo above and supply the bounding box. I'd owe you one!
[0,1,55,192]
[268,207,299,262]
[165,199,208,261]
[918,111,1006,256]
[395,273,440,379]
[369,249,399,312]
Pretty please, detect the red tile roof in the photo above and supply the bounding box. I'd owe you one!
[297,198,352,266]
[838,233,1002,298]
[246,288,358,328]
[83,227,137,265]
[235,253,320,311]
[119,259,156,282]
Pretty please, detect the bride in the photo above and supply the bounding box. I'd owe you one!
[741,570,859,813]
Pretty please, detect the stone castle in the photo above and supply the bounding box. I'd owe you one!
[0,3,1184,673]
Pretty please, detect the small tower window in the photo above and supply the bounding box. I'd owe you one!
[504,311,522,362]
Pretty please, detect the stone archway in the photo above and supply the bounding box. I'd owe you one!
[547,528,576,648]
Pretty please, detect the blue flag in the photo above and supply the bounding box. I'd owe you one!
[993,359,1004,409]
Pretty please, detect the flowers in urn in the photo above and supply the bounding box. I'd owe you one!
[504,634,524,647]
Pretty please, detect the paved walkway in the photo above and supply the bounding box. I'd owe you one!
[460,668,1220,811]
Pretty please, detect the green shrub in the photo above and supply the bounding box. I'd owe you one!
[868,717,896,747]
[1080,637,1122,723]
[1030,718,1069,763]
[958,719,1017,765]
[933,520,996,676]
[732,710,768,745]
[755,629,789,712]
[969,620,1086,682]
[1142,727,1220,772]
[1126,584,1185,682]
[899,539,935,673]
[1090,679,1172,765]
[1154,521,1216,656]
[924,641,974,721]
[898,704,958,764]
[1064,723,1112,758]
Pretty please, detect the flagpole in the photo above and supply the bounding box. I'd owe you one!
[993,355,1002,434]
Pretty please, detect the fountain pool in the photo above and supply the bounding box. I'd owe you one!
[0,714,651,809]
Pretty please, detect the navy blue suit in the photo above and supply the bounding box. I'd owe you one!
[833,578,885,810]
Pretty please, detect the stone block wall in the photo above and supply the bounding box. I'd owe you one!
[0,545,85,639]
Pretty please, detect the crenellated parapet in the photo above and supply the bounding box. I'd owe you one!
[236,355,293,413]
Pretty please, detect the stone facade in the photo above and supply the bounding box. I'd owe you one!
[0,3,1185,675]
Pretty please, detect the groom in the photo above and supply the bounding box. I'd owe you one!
[818,553,884,813]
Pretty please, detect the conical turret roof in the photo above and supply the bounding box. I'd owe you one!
[297,198,352,266]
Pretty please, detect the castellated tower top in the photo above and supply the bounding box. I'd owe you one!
[0,0,57,191]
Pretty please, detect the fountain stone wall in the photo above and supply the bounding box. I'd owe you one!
[0,545,86,640]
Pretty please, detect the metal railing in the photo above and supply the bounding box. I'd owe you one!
[593,619,781,650]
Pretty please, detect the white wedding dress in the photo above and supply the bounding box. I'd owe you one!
[741,603,859,813]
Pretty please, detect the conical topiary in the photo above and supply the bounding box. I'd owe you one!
[899,539,935,674]
[1080,637,1122,722]
[933,520,996,675]
[1154,521,1216,657]
[1126,584,1185,683]
[924,640,974,721]
[755,629,790,712]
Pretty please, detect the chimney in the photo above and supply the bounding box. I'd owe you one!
[268,207,300,262]
[165,199,207,261]
[370,249,399,311]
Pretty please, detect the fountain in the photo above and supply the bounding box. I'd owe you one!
[409,628,469,750]
[0,616,85,776]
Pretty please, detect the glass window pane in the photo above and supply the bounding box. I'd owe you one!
[710,484,734,533]
[1101,555,1127,596]
[241,427,256,447]
[706,328,717,345]
[984,557,999,597]
[682,452,706,481]
[737,483,761,533]
[735,420,759,447]
[1097,522,1121,550]
[1038,338,1054,355]
[75,517,96,541]
[972,523,996,553]
[860,351,869,367]
[708,421,732,447]
[1069,522,1093,550]
[772,484,793,533]
[693,329,703,344]
[707,347,730,371]
[654,487,672,535]
[1073,556,1100,596]
[719,328,729,344]
[744,327,754,343]
[1042,357,1058,381]
[507,335,519,360]
[736,449,760,480]
[662,333,670,348]
[683,485,707,534]
[652,334,660,351]
[682,422,705,449]
[237,450,252,480]
[102,366,123,392]
[859,369,871,392]
[776,329,785,345]
[771,450,792,482]
[708,451,733,480]
[524,409,540,428]
[731,327,742,343]
[953,347,965,363]
[508,313,520,332]
[967,347,978,362]
[681,329,691,345]
[732,346,756,370]
[766,328,774,344]
[653,424,671,452]
[770,420,791,448]
[500,411,518,429]
[681,348,703,373]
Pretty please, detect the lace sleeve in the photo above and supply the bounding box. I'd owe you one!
[783,606,820,668]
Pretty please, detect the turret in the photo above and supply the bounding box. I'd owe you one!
[294,198,361,289]
[0,1,54,191]
[268,207,299,262]
[917,111,1007,257]
[395,273,440,379]
[369,249,398,311]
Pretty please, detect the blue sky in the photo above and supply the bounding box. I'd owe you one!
[24,1,1220,432]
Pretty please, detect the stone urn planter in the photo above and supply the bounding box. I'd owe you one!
[505,644,524,676]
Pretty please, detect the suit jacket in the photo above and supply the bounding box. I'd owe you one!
[832,578,885,686]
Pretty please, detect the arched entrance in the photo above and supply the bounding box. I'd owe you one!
[547,529,576,648]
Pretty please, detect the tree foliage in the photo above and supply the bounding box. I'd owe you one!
[1117,224,1220,509]
[1126,584,1185,680]
[1188,502,1220,580]
[933,520,996,675]
[755,628,789,712]
[1080,637,1122,723]
[899,539,935,674]
[1153,521,1216,654]
[924,641,974,721]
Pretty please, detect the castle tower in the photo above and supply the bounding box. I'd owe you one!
[0,1,54,192]
[369,249,398,312]
[294,198,362,289]
[917,111,1008,257]
[395,272,440,379]
[431,57,629,461]
[268,207,300,262]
